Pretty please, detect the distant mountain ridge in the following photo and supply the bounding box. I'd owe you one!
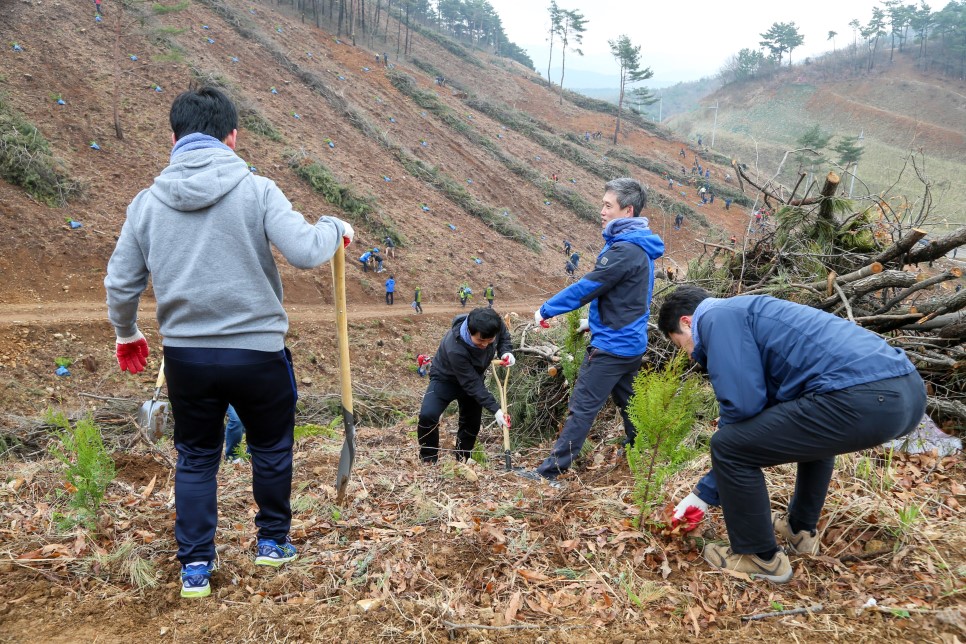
[666,53,966,232]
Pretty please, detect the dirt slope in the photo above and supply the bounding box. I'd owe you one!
[0,0,742,310]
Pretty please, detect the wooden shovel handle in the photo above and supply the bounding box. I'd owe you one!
[332,246,354,417]
[151,358,166,402]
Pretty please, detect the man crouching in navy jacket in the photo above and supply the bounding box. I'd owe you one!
[522,177,665,482]
[659,285,925,583]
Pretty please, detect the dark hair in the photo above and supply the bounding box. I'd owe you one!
[170,87,238,141]
[657,286,711,336]
[467,307,502,339]
[604,177,648,217]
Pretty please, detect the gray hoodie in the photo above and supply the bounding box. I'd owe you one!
[105,147,346,352]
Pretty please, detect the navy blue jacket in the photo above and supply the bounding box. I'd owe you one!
[540,218,664,357]
[692,294,917,504]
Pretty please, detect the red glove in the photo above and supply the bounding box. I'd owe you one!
[534,310,550,329]
[670,493,709,532]
[116,331,149,374]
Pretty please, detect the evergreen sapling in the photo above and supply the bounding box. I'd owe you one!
[624,354,701,528]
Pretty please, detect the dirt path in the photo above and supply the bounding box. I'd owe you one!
[0,300,546,325]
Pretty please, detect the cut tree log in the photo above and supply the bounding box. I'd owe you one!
[873,228,927,266]
[903,225,966,264]
[926,397,966,425]
[916,287,966,323]
[817,270,917,310]
[816,171,841,223]
[938,318,966,339]
[804,262,882,292]
[873,269,963,314]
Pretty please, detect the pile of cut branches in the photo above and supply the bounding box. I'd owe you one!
[691,160,966,429]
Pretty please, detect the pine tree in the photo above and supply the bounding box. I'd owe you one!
[624,354,702,528]
[608,34,655,144]
[557,9,587,104]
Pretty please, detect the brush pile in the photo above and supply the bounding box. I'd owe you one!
[688,165,966,430]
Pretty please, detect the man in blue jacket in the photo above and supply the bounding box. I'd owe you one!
[385,274,395,305]
[522,177,665,482]
[359,249,372,272]
[658,286,925,582]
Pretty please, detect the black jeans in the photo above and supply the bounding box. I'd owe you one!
[537,347,642,477]
[712,371,926,554]
[417,377,485,462]
[163,346,297,564]
[386,291,394,305]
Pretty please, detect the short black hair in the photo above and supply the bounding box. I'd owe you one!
[604,177,648,216]
[467,307,502,339]
[657,286,711,336]
[170,86,238,141]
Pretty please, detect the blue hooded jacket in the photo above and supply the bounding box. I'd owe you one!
[691,294,917,505]
[540,218,665,357]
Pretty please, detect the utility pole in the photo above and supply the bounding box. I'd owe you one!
[658,92,663,122]
[708,100,719,148]
[848,129,864,197]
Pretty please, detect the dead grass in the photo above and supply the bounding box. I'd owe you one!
[0,400,963,640]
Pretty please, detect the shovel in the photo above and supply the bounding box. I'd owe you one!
[331,244,356,505]
[137,358,170,442]
[491,359,512,471]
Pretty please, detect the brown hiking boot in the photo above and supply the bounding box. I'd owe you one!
[772,512,821,555]
[702,542,793,583]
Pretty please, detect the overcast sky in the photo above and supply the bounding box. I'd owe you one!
[487,0,891,86]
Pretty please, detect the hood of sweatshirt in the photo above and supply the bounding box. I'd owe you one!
[150,148,251,212]
[603,217,665,260]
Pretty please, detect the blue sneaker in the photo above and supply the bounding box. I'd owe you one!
[255,538,297,567]
[180,561,215,598]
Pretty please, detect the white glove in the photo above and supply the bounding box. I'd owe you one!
[534,310,549,328]
[671,492,709,531]
[577,318,589,333]
[495,408,511,429]
[339,219,355,247]
[500,352,515,367]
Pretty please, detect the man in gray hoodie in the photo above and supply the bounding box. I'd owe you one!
[105,87,354,599]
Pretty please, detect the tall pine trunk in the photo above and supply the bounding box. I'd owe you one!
[404,1,410,55]
[112,7,124,140]
[613,74,625,144]
[559,43,566,105]
[546,30,554,88]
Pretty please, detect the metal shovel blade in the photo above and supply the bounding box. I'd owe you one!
[334,406,356,505]
[138,399,170,442]
[138,359,169,442]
